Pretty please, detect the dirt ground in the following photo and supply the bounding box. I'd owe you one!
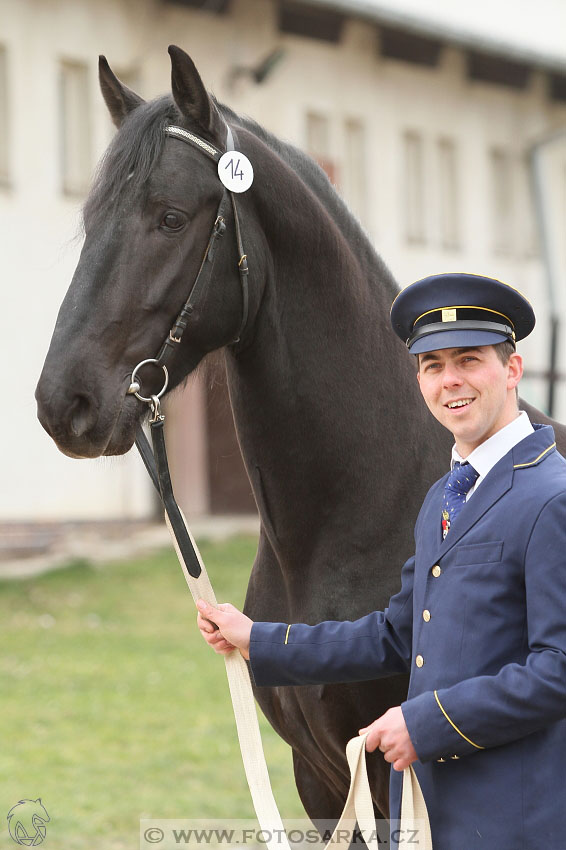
[0,515,259,578]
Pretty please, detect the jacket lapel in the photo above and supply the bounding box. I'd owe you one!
[419,477,447,559]
[431,453,515,563]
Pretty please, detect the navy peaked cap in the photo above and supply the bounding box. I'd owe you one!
[390,273,535,354]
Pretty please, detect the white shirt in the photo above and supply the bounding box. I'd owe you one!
[451,410,534,500]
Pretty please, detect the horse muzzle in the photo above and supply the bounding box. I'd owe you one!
[35,373,139,458]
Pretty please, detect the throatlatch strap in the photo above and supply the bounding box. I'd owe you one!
[135,424,433,849]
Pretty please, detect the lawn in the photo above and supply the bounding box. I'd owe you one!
[0,536,304,848]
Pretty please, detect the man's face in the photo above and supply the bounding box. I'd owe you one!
[417,345,523,457]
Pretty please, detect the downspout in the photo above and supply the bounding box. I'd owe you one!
[528,128,566,416]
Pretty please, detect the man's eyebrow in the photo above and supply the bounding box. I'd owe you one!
[419,347,482,365]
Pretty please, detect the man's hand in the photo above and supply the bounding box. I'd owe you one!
[359,706,417,771]
[197,600,253,660]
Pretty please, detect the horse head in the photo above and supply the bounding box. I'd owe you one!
[36,46,265,458]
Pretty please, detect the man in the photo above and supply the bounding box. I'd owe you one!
[197,273,566,848]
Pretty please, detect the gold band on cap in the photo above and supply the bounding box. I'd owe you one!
[412,305,515,329]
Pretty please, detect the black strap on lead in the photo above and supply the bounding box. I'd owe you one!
[135,423,202,578]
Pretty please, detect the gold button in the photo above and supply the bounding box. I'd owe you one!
[437,757,446,763]
[415,654,424,668]
[432,565,442,577]
[423,609,431,622]
[451,755,460,760]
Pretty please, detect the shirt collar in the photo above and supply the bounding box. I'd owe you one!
[452,410,534,483]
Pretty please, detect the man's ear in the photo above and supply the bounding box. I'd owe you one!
[507,352,523,390]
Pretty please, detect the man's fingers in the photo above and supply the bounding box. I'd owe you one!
[197,613,217,633]
[363,727,382,753]
[197,599,222,624]
[213,638,236,654]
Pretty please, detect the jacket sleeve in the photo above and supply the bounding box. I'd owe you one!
[402,491,566,762]
[249,554,415,687]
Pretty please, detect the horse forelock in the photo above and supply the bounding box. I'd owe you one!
[83,95,180,230]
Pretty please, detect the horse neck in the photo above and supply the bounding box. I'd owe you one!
[224,132,444,576]
[232,135,428,450]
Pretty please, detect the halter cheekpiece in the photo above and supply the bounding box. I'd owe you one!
[127,122,250,414]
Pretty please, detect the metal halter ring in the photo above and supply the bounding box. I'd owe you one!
[127,359,169,403]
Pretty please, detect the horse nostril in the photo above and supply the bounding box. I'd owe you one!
[69,394,96,438]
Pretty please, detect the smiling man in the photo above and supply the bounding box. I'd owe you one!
[197,273,566,849]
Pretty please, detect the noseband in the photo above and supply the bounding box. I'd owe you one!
[127,123,250,406]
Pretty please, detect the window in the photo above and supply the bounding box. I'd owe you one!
[489,149,537,258]
[306,111,337,183]
[517,155,539,258]
[437,137,459,250]
[343,119,366,222]
[0,45,9,186]
[59,60,92,196]
[403,131,425,244]
[489,148,514,255]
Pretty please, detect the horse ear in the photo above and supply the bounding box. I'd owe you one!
[168,45,225,142]
[99,56,145,128]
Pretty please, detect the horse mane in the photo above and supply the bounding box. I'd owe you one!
[220,104,397,298]
[83,93,398,301]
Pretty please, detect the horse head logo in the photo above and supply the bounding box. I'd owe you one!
[7,799,50,846]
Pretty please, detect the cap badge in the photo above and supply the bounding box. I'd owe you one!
[442,308,457,322]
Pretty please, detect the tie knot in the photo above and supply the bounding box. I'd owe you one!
[447,462,479,496]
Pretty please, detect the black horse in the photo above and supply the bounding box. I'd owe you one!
[36,46,566,821]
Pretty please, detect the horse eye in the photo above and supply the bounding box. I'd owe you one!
[160,212,184,231]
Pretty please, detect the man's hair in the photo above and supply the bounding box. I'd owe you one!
[493,340,516,365]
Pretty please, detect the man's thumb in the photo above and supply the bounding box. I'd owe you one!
[197,600,222,622]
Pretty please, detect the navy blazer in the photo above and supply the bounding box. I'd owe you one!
[249,425,566,849]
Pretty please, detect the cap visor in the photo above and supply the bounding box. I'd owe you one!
[409,329,510,355]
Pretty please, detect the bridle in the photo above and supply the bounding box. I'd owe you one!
[125,122,252,579]
[127,122,250,416]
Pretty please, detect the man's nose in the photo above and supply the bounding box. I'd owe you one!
[442,364,463,387]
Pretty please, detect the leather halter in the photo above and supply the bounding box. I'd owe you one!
[129,125,251,577]
[152,123,250,373]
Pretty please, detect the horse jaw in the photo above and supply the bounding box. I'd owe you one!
[101,404,140,456]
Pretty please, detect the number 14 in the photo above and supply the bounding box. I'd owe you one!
[225,157,244,180]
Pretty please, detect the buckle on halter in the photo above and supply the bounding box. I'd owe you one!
[214,216,226,236]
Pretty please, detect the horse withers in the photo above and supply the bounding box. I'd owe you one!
[36,46,566,822]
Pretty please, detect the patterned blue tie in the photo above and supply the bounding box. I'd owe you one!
[441,462,479,539]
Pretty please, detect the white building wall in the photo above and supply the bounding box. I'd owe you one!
[1,0,566,521]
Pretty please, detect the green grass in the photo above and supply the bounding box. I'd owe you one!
[0,537,304,848]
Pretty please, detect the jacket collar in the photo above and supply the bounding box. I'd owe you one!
[428,424,556,563]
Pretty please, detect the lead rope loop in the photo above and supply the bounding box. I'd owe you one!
[134,422,433,849]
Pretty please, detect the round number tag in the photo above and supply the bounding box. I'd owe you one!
[218,151,254,193]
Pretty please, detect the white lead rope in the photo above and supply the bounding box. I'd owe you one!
[165,510,433,850]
